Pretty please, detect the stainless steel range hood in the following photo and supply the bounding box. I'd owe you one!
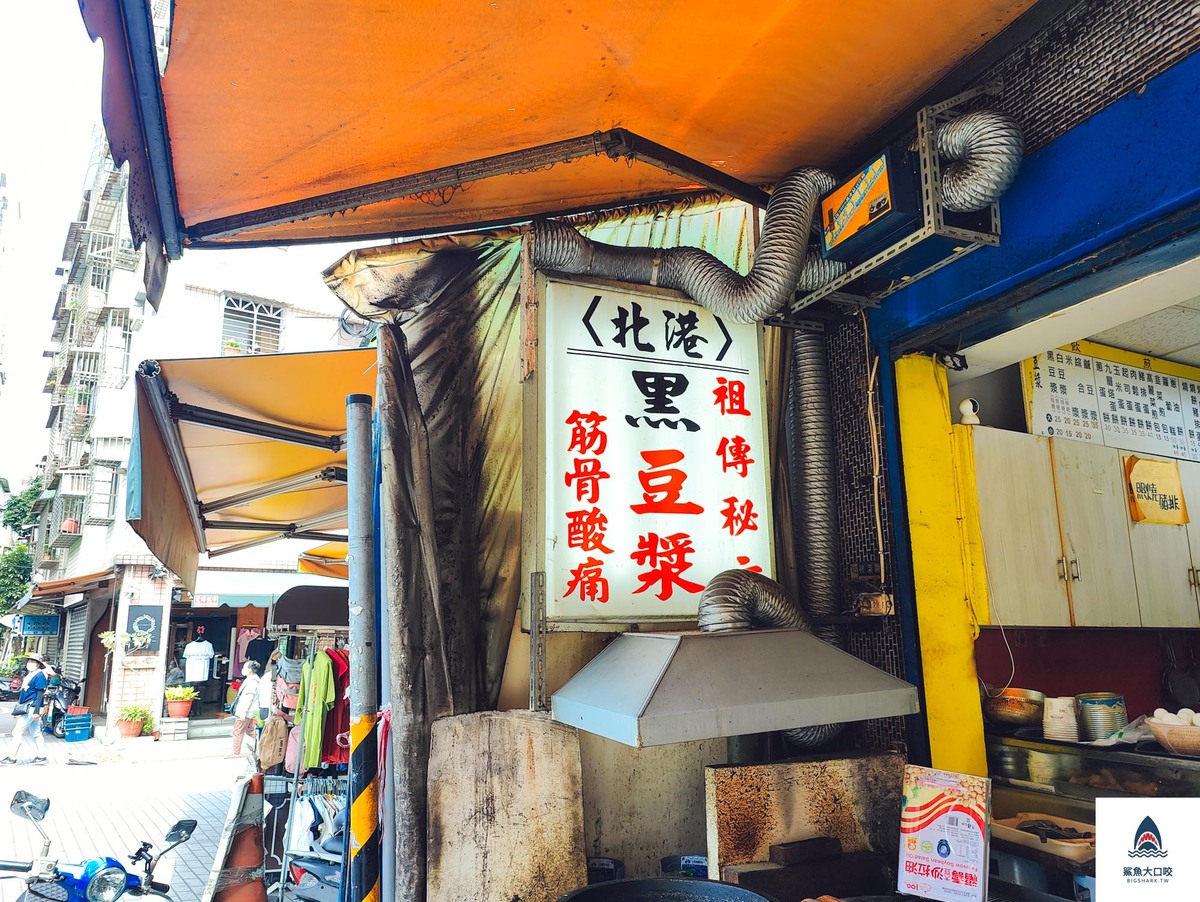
[550,629,919,747]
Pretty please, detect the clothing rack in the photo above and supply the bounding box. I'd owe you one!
[268,628,348,902]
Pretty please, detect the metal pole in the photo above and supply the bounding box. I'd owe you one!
[346,393,380,902]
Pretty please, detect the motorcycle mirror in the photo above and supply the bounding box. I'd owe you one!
[165,819,197,844]
[10,791,50,822]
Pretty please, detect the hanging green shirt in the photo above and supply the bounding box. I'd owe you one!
[296,651,335,770]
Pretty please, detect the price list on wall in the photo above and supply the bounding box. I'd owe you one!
[1024,346,1197,460]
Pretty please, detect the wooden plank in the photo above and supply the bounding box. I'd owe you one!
[769,837,842,866]
[704,752,905,877]
[972,427,1071,626]
[427,711,587,902]
[1051,439,1140,626]
[578,732,725,878]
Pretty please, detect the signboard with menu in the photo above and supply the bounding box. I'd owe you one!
[898,765,991,902]
[525,275,773,625]
[1022,341,1198,460]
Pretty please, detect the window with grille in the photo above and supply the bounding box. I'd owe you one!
[222,296,282,355]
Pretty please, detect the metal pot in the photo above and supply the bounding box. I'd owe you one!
[982,688,1045,727]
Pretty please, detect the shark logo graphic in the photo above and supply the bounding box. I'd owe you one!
[1129,816,1169,858]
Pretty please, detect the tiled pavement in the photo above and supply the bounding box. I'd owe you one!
[1,709,254,902]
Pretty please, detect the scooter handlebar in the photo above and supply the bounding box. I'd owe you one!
[0,860,32,872]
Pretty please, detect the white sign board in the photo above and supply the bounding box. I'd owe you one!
[1097,797,1200,902]
[531,276,773,624]
[1025,347,1193,459]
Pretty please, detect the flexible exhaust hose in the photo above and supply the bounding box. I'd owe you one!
[937,110,1024,213]
[697,569,842,751]
[782,327,845,751]
[532,168,836,324]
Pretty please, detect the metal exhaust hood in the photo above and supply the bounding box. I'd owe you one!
[551,629,920,747]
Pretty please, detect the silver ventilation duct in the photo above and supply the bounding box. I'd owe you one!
[937,110,1024,212]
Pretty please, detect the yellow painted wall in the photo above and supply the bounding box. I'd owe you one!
[895,354,988,776]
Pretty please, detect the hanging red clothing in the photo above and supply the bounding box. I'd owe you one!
[322,647,351,765]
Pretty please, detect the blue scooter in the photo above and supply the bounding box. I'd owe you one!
[0,791,197,901]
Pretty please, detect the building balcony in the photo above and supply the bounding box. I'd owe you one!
[48,494,87,549]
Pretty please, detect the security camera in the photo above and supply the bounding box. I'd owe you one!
[959,398,981,425]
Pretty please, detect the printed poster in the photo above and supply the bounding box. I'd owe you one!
[538,277,773,623]
[1124,456,1189,525]
[898,765,990,902]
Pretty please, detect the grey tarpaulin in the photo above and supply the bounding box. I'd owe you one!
[326,194,760,899]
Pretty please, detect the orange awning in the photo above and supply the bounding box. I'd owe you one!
[32,569,116,599]
[128,349,377,589]
[79,0,1041,304]
[298,542,349,580]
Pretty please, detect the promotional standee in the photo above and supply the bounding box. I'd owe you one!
[898,765,991,902]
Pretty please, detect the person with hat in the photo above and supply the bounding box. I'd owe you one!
[2,653,49,765]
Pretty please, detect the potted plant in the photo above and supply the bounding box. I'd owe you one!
[164,685,199,718]
[115,704,152,738]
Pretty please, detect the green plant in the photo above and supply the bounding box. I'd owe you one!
[100,629,153,653]
[164,685,199,702]
[117,703,153,725]
[142,714,157,736]
[1,478,42,540]
[0,546,33,615]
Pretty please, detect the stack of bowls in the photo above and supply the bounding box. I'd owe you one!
[1043,696,1080,741]
[1076,692,1128,741]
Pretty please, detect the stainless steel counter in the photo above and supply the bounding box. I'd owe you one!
[986,734,1200,814]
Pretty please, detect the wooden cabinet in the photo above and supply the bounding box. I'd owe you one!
[972,427,1071,627]
[970,427,1200,628]
[1052,440,1140,627]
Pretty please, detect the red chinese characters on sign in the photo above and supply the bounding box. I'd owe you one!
[735,554,763,573]
[565,507,613,554]
[563,411,613,602]
[721,497,759,536]
[713,377,751,416]
[564,457,610,503]
[564,557,610,603]
[630,449,704,515]
[630,532,704,600]
[566,410,608,454]
[716,435,754,477]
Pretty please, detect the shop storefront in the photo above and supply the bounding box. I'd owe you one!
[77,1,1200,901]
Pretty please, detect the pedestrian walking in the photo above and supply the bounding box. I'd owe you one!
[229,660,261,758]
[2,652,50,765]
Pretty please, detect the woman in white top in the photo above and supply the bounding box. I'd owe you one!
[230,661,261,757]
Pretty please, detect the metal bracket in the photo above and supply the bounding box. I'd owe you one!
[770,86,1004,327]
[529,571,548,712]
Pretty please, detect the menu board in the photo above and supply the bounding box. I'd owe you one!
[1024,344,1199,460]
[898,765,990,902]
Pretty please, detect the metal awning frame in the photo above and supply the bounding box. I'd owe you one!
[185,129,772,244]
[137,358,350,560]
[199,466,346,515]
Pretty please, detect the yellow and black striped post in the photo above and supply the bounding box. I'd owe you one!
[347,393,381,902]
[349,712,380,902]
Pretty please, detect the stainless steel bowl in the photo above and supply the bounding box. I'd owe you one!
[983,688,1046,727]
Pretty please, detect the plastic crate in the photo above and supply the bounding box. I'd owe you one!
[67,705,89,715]
[63,714,92,729]
[65,725,92,742]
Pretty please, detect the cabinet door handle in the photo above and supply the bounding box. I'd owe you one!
[1190,568,1196,588]
[1057,557,1067,581]
[1069,559,1081,581]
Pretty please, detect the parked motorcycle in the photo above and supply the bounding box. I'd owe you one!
[0,790,197,901]
[0,666,21,701]
[45,676,84,739]
[286,805,345,902]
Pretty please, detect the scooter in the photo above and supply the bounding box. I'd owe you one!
[0,667,21,701]
[0,790,197,901]
[45,677,83,739]
[285,805,345,902]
